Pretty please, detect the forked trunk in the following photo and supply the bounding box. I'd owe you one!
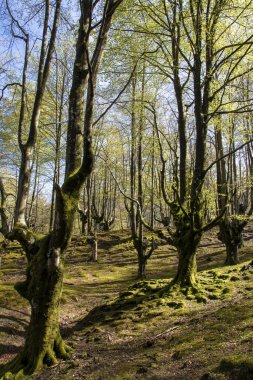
[0,236,71,376]
[0,1,123,378]
[172,227,201,288]
[218,218,244,266]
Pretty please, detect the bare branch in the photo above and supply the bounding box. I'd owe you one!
[0,82,22,101]
[203,138,253,178]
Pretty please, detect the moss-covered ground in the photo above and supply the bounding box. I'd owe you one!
[0,228,253,379]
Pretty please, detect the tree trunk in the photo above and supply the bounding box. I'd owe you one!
[81,217,86,235]
[218,218,244,265]
[49,67,65,232]
[1,234,71,376]
[137,255,147,280]
[150,123,155,229]
[86,178,92,235]
[129,73,137,237]
[91,239,98,262]
[225,245,239,266]
[173,248,198,287]
[27,148,39,228]
[15,148,33,226]
[0,2,124,377]
[172,218,202,287]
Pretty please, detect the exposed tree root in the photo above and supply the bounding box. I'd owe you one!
[161,280,200,299]
[0,335,72,379]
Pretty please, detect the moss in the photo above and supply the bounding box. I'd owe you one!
[221,287,231,295]
[155,298,167,307]
[230,276,240,281]
[186,294,195,300]
[0,284,28,308]
[77,258,253,330]
[120,291,136,298]
[217,274,229,280]
[207,293,220,300]
[205,286,217,291]
[147,310,164,317]
[2,229,253,379]
[172,350,183,360]
[195,294,208,303]
[167,301,184,309]
[243,275,251,280]
[61,295,68,304]
[220,355,253,371]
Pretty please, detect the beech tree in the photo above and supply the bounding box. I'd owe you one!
[126,66,160,279]
[135,0,253,287]
[216,116,253,265]
[0,0,123,377]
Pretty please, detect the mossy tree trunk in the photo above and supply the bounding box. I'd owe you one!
[3,231,72,376]
[0,3,64,374]
[171,211,202,288]
[78,208,88,235]
[150,2,208,288]
[173,233,203,287]
[225,244,239,265]
[132,237,156,280]
[150,0,244,288]
[1,182,80,376]
[0,0,124,378]
[174,250,197,287]
[218,218,246,265]
[138,256,147,280]
[215,120,249,266]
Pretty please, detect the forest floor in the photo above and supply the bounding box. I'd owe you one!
[0,228,253,380]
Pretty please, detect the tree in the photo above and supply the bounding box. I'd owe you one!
[0,0,124,377]
[216,111,253,265]
[137,0,253,287]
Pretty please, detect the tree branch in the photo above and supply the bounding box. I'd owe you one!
[203,138,253,178]
[0,82,22,101]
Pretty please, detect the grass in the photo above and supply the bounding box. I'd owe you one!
[0,228,253,379]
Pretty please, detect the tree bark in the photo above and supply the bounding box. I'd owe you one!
[218,218,245,265]
[0,177,10,235]
[173,250,198,288]
[172,213,202,287]
[138,256,147,280]
[49,66,66,232]
[0,0,124,377]
[14,0,61,226]
[3,233,71,375]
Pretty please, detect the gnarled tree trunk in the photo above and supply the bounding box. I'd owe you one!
[0,0,124,378]
[218,218,245,265]
[4,231,71,375]
[171,211,202,287]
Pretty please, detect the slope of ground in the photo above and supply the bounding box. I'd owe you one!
[0,229,253,379]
